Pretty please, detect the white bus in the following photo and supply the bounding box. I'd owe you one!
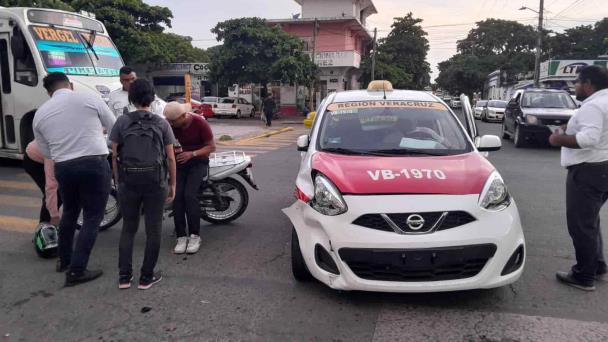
[0,7,123,159]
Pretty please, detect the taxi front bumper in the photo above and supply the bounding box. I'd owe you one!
[283,194,525,293]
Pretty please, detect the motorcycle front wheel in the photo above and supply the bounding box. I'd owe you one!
[76,188,122,231]
[200,178,249,224]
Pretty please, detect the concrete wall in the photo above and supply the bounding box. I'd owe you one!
[302,0,356,19]
[281,21,368,54]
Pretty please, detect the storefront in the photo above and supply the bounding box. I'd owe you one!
[136,63,213,101]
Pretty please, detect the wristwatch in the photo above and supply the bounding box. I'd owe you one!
[192,151,198,157]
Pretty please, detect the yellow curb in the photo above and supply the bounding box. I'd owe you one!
[215,127,295,146]
[238,127,294,142]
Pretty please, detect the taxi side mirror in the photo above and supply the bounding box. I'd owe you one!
[297,135,310,152]
[476,135,502,152]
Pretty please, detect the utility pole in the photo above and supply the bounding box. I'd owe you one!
[371,27,377,81]
[309,18,319,111]
[534,0,544,88]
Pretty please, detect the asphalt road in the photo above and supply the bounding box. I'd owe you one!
[1,119,608,341]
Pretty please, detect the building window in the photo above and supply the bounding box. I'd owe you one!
[301,37,313,52]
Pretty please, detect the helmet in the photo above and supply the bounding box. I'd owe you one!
[33,223,58,258]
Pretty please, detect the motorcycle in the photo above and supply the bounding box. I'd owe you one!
[78,151,258,231]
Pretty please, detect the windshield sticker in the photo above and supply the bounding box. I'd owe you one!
[47,66,119,76]
[327,101,445,112]
[367,169,447,181]
[32,26,79,43]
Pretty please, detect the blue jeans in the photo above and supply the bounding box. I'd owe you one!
[55,155,111,275]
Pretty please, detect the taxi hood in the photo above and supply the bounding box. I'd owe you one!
[312,152,495,195]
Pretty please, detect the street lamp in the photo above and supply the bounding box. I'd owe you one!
[520,2,544,88]
[519,6,538,13]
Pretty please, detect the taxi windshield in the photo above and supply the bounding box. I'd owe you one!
[318,101,472,156]
[30,26,123,76]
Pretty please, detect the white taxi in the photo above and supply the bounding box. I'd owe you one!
[283,81,525,293]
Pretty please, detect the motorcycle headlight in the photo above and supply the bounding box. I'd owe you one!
[479,172,511,211]
[526,115,538,125]
[311,174,347,216]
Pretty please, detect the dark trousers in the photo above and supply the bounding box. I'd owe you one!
[55,156,111,274]
[264,111,273,127]
[174,159,207,237]
[118,183,167,278]
[566,162,608,283]
[23,154,62,223]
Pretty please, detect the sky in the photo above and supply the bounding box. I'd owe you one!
[147,0,608,82]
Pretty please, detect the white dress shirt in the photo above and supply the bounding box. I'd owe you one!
[107,88,166,117]
[562,88,608,167]
[33,88,116,163]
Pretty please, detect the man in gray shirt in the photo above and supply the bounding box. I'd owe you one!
[34,72,116,287]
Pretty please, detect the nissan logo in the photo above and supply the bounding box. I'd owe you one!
[406,214,425,230]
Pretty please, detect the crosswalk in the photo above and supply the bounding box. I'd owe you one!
[0,126,309,234]
[215,126,309,159]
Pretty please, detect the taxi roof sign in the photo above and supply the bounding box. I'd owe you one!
[367,80,393,91]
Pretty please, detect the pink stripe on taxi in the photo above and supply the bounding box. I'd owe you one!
[312,152,494,195]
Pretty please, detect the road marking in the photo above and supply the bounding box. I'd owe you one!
[0,179,37,191]
[373,306,608,342]
[0,194,40,208]
[215,127,308,158]
[0,215,39,233]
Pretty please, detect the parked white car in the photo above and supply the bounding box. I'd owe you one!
[474,100,488,119]
[214,97,256,118]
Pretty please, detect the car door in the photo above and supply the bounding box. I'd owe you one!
[0,33,15,150]
[505,93,520,132]
[460,94,478,140]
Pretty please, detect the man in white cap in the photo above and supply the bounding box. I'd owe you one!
[164,102,215,254]
[108,66,166,117]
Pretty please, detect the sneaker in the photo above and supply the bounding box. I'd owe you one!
[596,269,607,281]
[119,274,133,289]
[65,269,103,287]
[174,237,188,254]
[138,272,162,290]
[556,271,595,291]
[186,234,201,254]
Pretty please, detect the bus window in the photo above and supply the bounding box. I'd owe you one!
[12,27,37,87]
[0,39,10,93]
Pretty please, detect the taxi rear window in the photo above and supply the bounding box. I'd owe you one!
[318,100,472,156]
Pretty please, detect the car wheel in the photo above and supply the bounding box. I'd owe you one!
[236,110,242,119]
[514,124,526,148]
[501,121,510,139]
[291,227,313,282]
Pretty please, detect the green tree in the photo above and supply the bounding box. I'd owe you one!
[360,13,430,89]
[547,18,608,59]
[436,19,538,95]
[0,0,209,65]
[208,17,318,87]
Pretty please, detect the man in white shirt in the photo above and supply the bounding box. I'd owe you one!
[107,66,166,117]
[549,65,608,291]
[34,72,116,287]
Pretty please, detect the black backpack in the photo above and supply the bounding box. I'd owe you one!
[117,111,167,186]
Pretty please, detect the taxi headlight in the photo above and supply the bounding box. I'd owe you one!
[526,115,538,125]
[479,172,511,211]
[311,174,347,216]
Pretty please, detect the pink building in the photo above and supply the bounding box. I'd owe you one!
[268,0,377,115]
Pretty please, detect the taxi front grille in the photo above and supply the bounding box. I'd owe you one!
[339,244,497,282]
[352,211,476,234]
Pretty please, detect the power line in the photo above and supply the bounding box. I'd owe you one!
[552,0,586,19]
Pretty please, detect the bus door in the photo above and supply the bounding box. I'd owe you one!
[0,32,15,150]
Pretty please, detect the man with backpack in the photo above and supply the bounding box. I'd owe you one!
[109,79,177,290]
[164,101,215,255]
